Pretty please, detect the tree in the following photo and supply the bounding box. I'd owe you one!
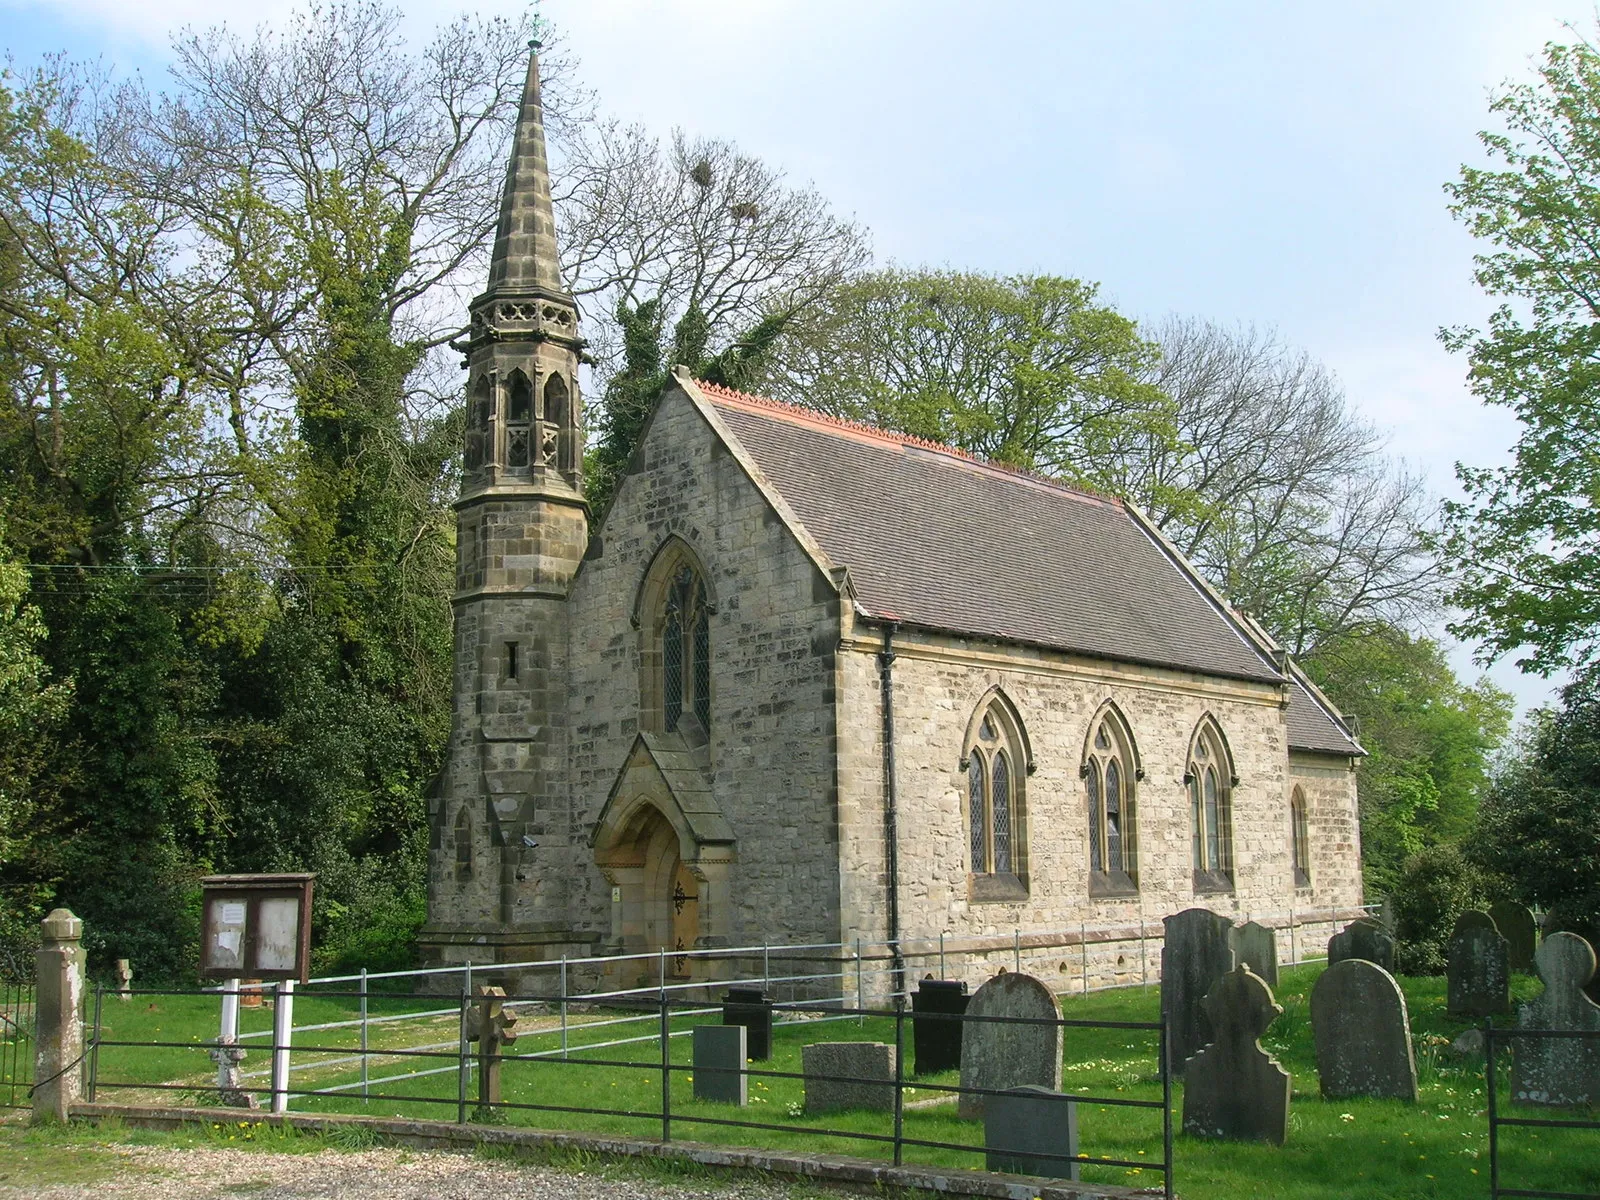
[1303,627,1513,897]
[1128,319,1441,659]
[759,269,1174,492]
[1441,31,1600,674]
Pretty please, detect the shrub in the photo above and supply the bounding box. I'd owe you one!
[1390,842,1487,975]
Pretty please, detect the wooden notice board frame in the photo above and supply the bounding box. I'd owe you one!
[199,873,315,983]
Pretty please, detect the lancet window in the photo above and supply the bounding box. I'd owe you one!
[1084,705,1139,894]
[962,694,1029,894]
[506,369,533,468]
[1290,785,1311,888]
[1188,718,1235,891]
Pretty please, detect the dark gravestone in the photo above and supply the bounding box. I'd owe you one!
[1512,933,1600,1107]
[913,979,969,1076]
[1233,921,1279,986]
[1448,911,1511,1018]
[957,972,1063,1119]
[1311,959,1418,1101]
[1489,901,1538,973]
[1182,965,1291,1144]
[1162,908,1237,1071]
[692,1024,747,1105]
[1328,919,1396,972]
[802,1041,896,1114]
[984,1085,1079,1181]
[721,987,772,1061]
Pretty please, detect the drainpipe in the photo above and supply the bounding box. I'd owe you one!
[878,623,906,1002]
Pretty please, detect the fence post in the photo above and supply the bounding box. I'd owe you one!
[762,942,770,994]
[939,931,946,979]
[1161,1016,1175,1200]
[269,979,295,1115]
[457,965,471,1125]
[87,984,102,1103]
[855,938,863,1024]
[359,968,369,1104]
[892,994,905,1167]
[34,908,86,1124]
[1485,1020,1498,1199]
[1013,928,1021,974]
[559,955,569,1060]
[660,993,672,1143]
[1289,903,1296,966]
[1080,923,1089,995]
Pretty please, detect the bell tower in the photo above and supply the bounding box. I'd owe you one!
[422,40,589,969]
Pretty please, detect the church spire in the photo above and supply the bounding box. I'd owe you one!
[485,39,567,298]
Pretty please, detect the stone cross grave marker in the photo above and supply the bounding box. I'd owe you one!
[957,972,1062,1119]
[1182,965,1291,1144]
[1327,919,1396,973]
[1311,958,1417,1101]
[1447,911,1510,1018]
[984,1085,1079,1181]
[1162,908,1237,1071]
[1233,921,1278,986]
[465,984,518,1111]
[1512,932,1600,1107]
[1489,901,1538,973]
[802,1041,897,1113]
[113,959,133,1002]
[692,1024,746,1105]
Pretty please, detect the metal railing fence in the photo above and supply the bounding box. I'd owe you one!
[1484,1021,1600,1200]
[0,976,32,1109]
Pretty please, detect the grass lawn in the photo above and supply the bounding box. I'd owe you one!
[54,965,1600,1198]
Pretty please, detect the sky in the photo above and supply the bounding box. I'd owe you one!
[2,0,1591,715]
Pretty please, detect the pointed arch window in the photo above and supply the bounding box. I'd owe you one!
[1290,785,1311,889]
[542,372,568,469]
[506,369,533,467]
[637,540,713,743]
[1187,719,1235,892]
[962,695,1029,900]
[1084,706,1139,896]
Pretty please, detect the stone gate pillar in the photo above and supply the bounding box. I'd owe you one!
[34,907,86,1123]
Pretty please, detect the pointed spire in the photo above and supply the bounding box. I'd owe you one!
[485,40,567,296]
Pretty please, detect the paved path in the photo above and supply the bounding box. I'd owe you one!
[3,1144,826,1200]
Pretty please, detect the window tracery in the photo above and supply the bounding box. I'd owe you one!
[962,696,1028,896]
[1084,705,1139,894]
[1187,718,1235,891]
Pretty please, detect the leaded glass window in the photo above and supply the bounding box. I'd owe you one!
[967,756,986,871]
[1188,720,1235,890]
[963,697,1028,885]
[661,562,709,736]
[1084,707,1138,891]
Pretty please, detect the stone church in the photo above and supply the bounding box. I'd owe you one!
[420,46,1366,986]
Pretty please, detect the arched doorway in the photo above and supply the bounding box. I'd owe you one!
[596,799,702,978]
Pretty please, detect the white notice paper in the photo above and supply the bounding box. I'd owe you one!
[216,930,242,955]
[221,903,247,925]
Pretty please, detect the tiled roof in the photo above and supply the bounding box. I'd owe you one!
[694,381,1361,756]
[1285,674,1364,757]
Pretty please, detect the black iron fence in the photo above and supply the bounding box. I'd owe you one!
[1485,1021,1600,1200]
[86,985,1173,1197]
[0,975,32,1109]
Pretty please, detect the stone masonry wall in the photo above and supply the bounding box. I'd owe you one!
[561,387,842,951]
[836,625,1364,996]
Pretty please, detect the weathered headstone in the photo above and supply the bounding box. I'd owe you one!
[1512,933,1600,1107]
[1161,908,1237,1071]
[984,1085,1079,1180]
[692,1024,747,1105]
[464,984,518,1111]
[113,959,133,1002]
[1447,911,1511,1018]
[802,1041,896,1114]
[912,978,968,1075]
[1233,921,1279,986]
[1327,919,1396,972]
[1310,958,1417,1101]
[1182,965,1291,1144]
[1543,905,1600,1004]
[957,972,1063,1119]
[1489,901,1538,973]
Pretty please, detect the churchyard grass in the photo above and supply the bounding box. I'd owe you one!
[78,965,1597,1199]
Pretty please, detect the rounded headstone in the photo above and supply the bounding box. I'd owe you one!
[1512,932,1600,1107]
[1311,959,1418,1101]
[1488,901,1538,972]
[1328,918,1396,972]
[1233,921,1279,986]
[1447,911,1510,1018]
[1162,908,1238,1070]
[958,972,1062,1119]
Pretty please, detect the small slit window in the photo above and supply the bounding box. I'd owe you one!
[1290,785,1311,888]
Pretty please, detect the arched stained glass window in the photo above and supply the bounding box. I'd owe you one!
[1188,719,1235,892]
[661,563,708,736]
[968,756,986,872]
[962,694,1029,894]
[1084,705,1139,893]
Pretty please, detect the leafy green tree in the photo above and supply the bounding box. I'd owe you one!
[761,269,1173,492]
[1304,628,1513,897]
[1441,31,1600,673]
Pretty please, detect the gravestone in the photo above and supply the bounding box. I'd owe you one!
[802,1041,896,1114]
[1512,933,1600,1107]
[1489,901,1538,973]
[913,978,969,1075]
[1161,908,1237,1071]
[1447,911,1511,1018]
[957,972,1063,1119]
[692,1024,747,1105]
[984,1085,1079,1181]
[1182,965,1291,1144]
[1310,958,1418,1101]
[1327,919,1396,972]
[113,959,133,1002]
[722,988,773,1060]
[1233,921,1279,986]
[1543,905,1600,1004]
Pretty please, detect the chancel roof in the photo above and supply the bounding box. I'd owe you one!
[689,378,1362,758]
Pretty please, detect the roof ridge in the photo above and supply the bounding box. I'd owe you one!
[695,378,1119,506]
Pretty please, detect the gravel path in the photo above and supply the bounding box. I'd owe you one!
[5,1144,825,1200]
